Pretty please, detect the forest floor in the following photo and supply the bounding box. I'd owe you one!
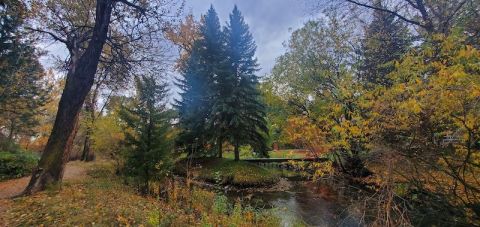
[0,161,88,199]
[0,160,280,226]
[0,161,89,226]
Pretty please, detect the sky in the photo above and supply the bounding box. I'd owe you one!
[39,0,318,99]
[184,0,316,76]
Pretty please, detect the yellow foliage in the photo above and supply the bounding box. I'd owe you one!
[283,116,329,156]
[370,35,480,220]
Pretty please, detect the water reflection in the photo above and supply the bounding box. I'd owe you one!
[228,181,362,227]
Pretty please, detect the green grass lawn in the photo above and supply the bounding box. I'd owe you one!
[175,158,280,187]
[222,149,308,159]
[268,149,308,158]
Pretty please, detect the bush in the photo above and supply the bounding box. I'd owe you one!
[0,151,39,180]
[0,139,22,153]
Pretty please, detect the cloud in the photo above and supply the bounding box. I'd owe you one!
[187,0,313,76]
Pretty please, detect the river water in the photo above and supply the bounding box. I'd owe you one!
[227,180,362,227]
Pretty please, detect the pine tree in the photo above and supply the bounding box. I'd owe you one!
[120,75,172,195]
[223,6,268,160]
[360,0,412,87]
[176,5,226,155]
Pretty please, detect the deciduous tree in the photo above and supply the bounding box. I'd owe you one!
[24,0,182,194]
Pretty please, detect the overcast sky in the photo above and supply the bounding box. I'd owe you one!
[39,0,318,95]
[185,0,316,76]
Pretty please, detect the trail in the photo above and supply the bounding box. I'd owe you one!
[0,161,88,225]
[0,161,87,199]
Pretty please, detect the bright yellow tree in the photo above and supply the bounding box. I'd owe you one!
[371,34,480,224]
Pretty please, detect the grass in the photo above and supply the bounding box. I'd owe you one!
[222,149,309,159]
[268,149,308,158]
[176,158,280,187]
[3,161,159,226]
[3,160,281,226]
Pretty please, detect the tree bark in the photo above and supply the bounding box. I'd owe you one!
[23,0,113,195]
[68,118,81,161]
[217,136,223,158]
[81,133,95,161]
[234,141,239,161]
[81,93,96,161]
[7,119,15,142]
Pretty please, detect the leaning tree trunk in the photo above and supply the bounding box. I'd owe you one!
[23,0,113,195]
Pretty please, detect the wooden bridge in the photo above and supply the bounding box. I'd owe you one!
[243,157,329,163]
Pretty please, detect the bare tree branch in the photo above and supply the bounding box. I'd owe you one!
[116,0,146,14]
[25,27,69,44]
[344,0,426,28]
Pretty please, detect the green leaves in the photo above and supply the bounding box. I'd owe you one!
[0,150,39,180]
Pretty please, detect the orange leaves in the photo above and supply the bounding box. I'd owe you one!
[283,116,329,156]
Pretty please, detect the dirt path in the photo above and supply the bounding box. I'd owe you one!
[0,161,89,226]
[0,161,87,199]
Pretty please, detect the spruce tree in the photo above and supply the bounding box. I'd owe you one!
[120,75,172,195]
[175,46,211,155]
[223,6,268,160]
[360,0,412,87]
[0,0,48,142]
[176,6,226,155]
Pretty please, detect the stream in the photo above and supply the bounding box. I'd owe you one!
[226,179,362,227]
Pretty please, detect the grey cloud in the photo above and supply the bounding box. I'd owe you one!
[187,0,312,76]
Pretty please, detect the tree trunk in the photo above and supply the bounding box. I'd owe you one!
[81,93,96,161]
[23,0,113,195]
[7,119,15,142]
[234,141,239,161]
[217,136,223,158]
[81,134,95,161]
[68,118,81,161]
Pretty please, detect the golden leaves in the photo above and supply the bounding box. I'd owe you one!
[283,116,329,155]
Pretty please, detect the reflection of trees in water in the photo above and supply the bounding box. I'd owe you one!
[296,181,351,226]
[225,179,365,226]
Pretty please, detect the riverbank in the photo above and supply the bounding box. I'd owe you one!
[174,158,281,187]
[1,160,281,226]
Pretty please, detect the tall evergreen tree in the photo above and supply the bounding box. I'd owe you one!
[176,6,226,155]
[120,75,172,195]
[176,5,268,160]
[360,0,412,87]
[223,6,268,160]
[0,0,49,143]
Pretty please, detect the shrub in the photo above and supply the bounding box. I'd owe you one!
[0,151,39,180]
